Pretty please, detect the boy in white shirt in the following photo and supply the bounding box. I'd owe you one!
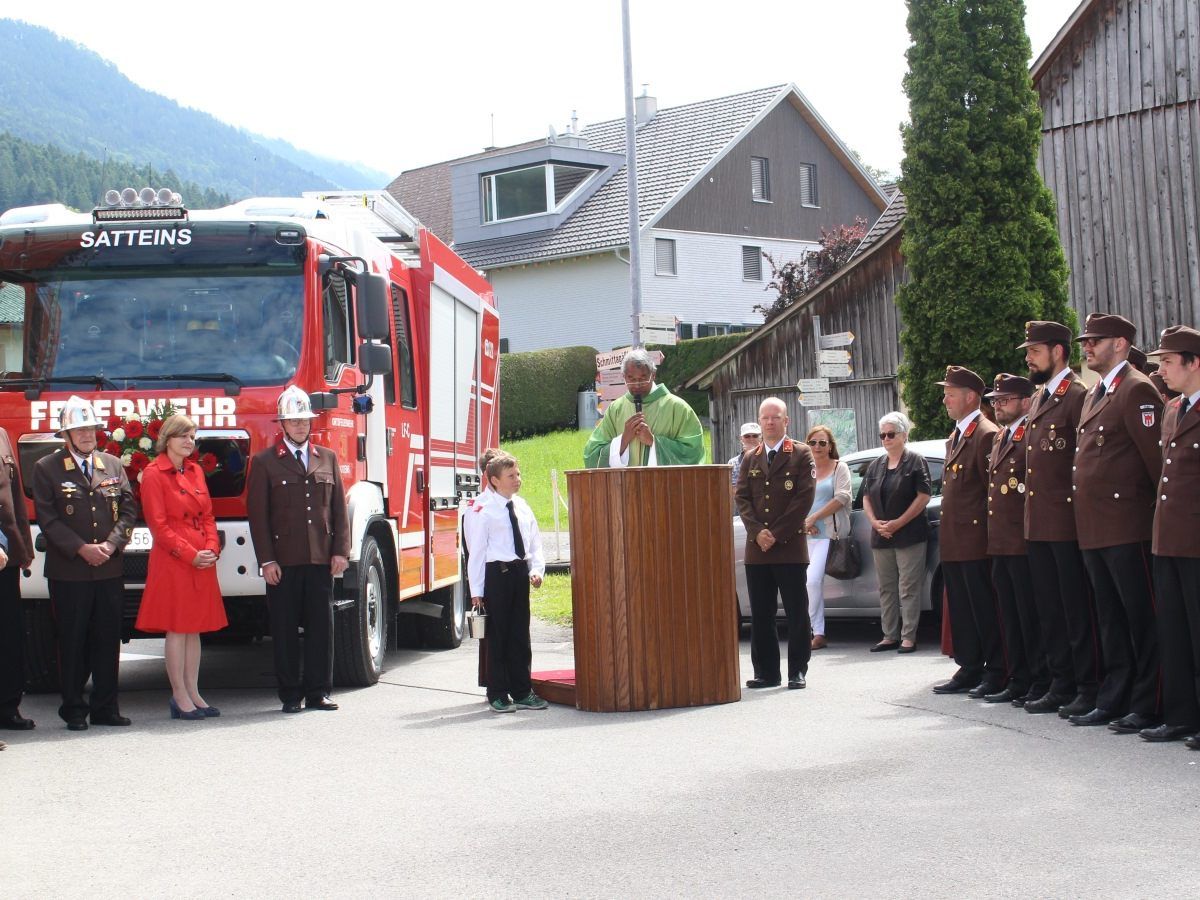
[465,452,548,712]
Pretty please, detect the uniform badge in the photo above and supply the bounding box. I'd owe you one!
[1140,405,1156,428]
[1055,379,1070,396]
[784,479,794,491]
[62,456,75,471]
[1000,485,1008,495]
[963,420,979,439]
[1040,438,1050,451]
[65,504,73,515]
[1055,438,1066,450]
[1008,477,1018,489]
[93,456,105,471]
[749,469,761,478]
[1012,425,1025,443]
[1096,435,1105,446]
[1017,483,1026,493]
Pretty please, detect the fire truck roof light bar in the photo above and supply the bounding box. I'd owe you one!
[93,186,187,224]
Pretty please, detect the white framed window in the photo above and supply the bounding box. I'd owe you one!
[742,245,763,281]
[481,163,599,224]
[655,238,677,276]
[697,323,731,337]
[799,163,819,206]
[751,157,771,202]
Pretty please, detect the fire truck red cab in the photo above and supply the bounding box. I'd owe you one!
[0,189,498,688]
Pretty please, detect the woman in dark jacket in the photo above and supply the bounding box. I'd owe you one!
[862,412,931,653]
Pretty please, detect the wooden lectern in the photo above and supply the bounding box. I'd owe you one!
[564,465,741,712]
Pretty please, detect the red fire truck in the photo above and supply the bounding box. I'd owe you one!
[0,188,498,689]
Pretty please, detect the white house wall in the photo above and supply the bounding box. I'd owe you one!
[488,251,635,353]
[641,228,818,329]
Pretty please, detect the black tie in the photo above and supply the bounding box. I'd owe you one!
[1096,380,1107,399]
[81,458,90,481]
[767,449,777,466]
[1041,388,1051,405]
[295,449,304,469]
[1181,397,1192,420]
[506,500,526,559]
[952,428,961,450]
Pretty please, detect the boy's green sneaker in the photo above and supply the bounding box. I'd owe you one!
[513,692,549,710]
[489,698,515,713]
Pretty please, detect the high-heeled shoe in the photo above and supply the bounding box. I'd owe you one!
[169,697,206,721]
[195,704,220,717]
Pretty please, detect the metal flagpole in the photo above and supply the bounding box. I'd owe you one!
[621,0,642,348]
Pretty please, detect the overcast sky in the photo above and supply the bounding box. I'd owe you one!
[10,0,1082,181]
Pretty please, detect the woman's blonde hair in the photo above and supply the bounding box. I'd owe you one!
[805,425,839,460]
[156,414,197,454]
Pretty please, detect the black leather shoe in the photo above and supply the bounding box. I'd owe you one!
[1057,695,1096,718]
[1024,692,1073,713]
[1108,712,1159,734]
[282,702,303,714]
[1139,723,1194,742]
[1068,707,1119,726]
[984,686,1020,704]
[870,641,900,652]
[66,719,88,731]
[306,697,339,711]
[932,679,978,695]
[1185,734,1200,750]
[0,713,35,730]
[90,714,132,727]
[787,674,806,690]
[745,678,781,689]
[967,682,1003,699]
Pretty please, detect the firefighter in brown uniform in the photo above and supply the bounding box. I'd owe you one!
[932,366,1003,696]
[1070,313,1163,731]
[1019,320,1099,716]
[736,397,817,690]
[1143,326,1200,744]
[0,421,35,734]
[247,387,350,713]
[982,373,1048,705]
[32,396,137,730]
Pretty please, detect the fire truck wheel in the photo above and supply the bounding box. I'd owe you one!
[22,601,60,693]
[333,536,387,686]
[419,575,466,650]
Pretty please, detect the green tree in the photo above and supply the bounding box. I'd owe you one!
[895,0,1074,438]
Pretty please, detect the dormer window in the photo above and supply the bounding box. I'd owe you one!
[481,163,599,224]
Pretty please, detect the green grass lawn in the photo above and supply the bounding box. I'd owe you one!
[499,427,713,526]
[530,572,573,626]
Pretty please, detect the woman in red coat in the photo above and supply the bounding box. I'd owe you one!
[134,415,227,720]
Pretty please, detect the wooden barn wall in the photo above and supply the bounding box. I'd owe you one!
[1037,0,1200,339]
[708,236,907,462]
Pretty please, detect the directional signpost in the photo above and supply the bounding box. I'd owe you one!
[812,318,855,381]
[818,363,853,379]
[819,331,855,350]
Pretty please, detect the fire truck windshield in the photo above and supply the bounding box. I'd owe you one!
[0,271,304,389]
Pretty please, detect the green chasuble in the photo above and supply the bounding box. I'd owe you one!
[583,383,705,468]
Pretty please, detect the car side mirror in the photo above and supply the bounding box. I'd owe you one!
[356,273,390,340]
[358,342,392,375]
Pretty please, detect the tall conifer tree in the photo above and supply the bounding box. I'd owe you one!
[896,0,1074,437]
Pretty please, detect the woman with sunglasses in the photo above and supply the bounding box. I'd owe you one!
[802,426,851,650]
[862,412,932,653]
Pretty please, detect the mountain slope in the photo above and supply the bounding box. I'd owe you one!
[248,133,388,190]
[0,19,336,199]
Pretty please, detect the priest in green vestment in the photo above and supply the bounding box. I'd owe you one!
[583,348,706,468]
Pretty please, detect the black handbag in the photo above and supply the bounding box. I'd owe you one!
[824,516,861,580]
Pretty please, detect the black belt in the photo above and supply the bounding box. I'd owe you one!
[486,559,528,574]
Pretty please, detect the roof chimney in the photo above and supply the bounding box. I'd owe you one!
[635,85,657,125]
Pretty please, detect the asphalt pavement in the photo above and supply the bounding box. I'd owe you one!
[3,617,1199,898]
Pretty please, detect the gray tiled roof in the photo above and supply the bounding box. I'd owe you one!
[851,189,905,260]
[388,85,787,269]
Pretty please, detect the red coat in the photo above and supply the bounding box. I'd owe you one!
[134,455,227,634]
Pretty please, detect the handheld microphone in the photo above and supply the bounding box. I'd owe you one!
[634,394,643,414]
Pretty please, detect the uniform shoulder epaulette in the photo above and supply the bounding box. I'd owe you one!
[963,419,979,439]
[1012,425,1026,442]
[1055,380,1071,397]
[781,438,795,453]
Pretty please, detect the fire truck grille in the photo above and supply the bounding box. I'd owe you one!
[123,553,150,582]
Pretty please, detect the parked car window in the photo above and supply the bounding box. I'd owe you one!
[927,460,944,496]
[849,460,873,510]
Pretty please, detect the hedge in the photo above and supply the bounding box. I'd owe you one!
[499,345,598,439]
[649,333,747,418]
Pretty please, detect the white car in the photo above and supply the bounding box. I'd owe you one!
[734,439,946,623]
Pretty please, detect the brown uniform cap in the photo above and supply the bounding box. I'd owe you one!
[1017,320,1072,349]
[984,372,1034,399]
[1147,324,1200,358]
[1127,346,1148,372]
[1149,371,1181,399]
[1075,312,1137,343]
[936,365,986,394]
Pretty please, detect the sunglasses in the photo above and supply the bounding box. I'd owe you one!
[806,439,829,447]
[879,432,899,440]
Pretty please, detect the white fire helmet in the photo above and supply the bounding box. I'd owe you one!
[276,385,318,421]
[57,396,102,435]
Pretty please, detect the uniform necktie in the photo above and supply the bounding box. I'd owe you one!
[506,500,526,559]
[81,458,90,481]
[1041,387,1051,405]
[295,449,304,469]
[952,427,961,450]
[767,449,777,465]
[1096,380,1107,399]
[1181,397,1192,419]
